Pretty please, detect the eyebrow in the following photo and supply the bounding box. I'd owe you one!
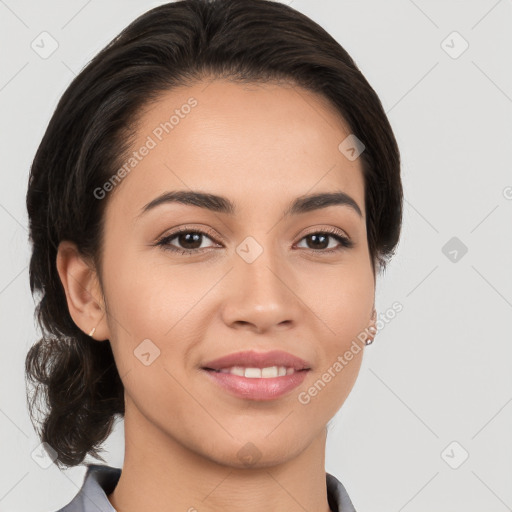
[137,189,363,220]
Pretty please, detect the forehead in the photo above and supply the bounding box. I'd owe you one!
[106,79,365,222]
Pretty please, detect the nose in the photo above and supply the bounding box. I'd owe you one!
[220,242,303,334]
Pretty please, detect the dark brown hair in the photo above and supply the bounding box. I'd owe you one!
[25,0,403,469]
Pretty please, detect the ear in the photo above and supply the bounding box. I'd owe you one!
[56,240,110,341]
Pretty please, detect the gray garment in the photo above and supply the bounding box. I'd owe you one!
[54,463,357,512]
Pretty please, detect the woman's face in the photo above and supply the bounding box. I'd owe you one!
[98,79,375,467]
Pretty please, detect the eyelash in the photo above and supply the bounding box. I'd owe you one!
[155,226,354,256]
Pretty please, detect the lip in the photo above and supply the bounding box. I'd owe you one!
[202,367,310,401]
[201,350,311,401]
[201,349,311,371]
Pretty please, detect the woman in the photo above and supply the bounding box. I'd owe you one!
[25,0,403,510]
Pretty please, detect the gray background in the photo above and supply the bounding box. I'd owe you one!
[1,0,511,511]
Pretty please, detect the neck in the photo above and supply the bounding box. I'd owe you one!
[108,397,332,512]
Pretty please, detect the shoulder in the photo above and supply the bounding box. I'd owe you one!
[51,464,122,512]
[326,471,357,512]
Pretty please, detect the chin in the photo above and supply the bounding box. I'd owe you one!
[196,430,311,469]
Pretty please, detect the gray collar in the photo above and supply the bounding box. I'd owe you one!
[56,464,356,512]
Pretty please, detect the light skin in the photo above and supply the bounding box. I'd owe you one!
[57,78,377,512]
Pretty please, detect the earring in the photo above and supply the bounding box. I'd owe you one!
[88,327,96,337]
[365,327,377,345]
[365,311,377,345]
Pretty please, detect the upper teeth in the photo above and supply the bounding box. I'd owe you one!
[217,366,296,378]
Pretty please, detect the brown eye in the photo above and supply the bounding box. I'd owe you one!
[156,228,219,255]
[296,229,353,253]
[172,232,204,250]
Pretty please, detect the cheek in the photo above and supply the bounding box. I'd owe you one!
[301,263,372,404]
[300,352,363,420]
[103,249,215,375]
[300,262,374,343]
[105,247,206,332]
